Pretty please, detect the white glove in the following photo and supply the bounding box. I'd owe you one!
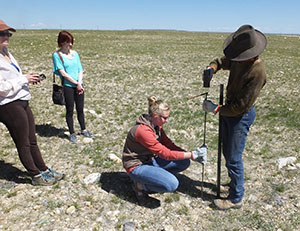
[202,99,219,114]
[191,146,207,164]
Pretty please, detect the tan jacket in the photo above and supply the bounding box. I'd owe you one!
[209,56,266,117]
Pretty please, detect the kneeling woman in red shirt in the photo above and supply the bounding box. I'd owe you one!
[122,96,207,201]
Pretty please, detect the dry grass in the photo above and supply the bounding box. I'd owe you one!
[0,30,299,230]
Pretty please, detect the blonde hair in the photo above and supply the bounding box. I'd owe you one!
[148,96,170,116]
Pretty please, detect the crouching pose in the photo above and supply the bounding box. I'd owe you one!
[0,19,64,186]
[122,96,207,203]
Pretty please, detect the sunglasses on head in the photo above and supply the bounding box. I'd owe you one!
[0,31,13,37]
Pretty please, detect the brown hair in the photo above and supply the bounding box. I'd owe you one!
[57,30,74,47]
[148,96,170,116]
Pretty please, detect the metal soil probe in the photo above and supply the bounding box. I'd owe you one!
[188,92,209,199]
[200,92,208,199]
[217,84,224,198]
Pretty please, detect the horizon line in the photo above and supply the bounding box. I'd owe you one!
[13,28,300,36]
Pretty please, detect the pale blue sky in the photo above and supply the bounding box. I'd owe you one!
[2,0,300,34]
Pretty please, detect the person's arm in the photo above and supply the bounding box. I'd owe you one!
[75,51,84,94]
[220,60,266,116]
[203,56,231,88]
[135,124,188,161]
[76,71,84,94]
[160,129,185,151]
[136,125,207,163]
[57,69,78,85]
[0,73,28,97]
[209,56,231,73]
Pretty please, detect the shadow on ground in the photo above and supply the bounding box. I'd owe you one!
[100,171,217,209]
[176,174,217,201]
[99,171,162,209]
[0,160,30,184]
[36,124,67,138]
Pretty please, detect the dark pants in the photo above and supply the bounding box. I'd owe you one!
[64,86,85,134]
[222,106,256,203]
[0,100,47,176]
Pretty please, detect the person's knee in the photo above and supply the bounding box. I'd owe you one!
[66,111,74,117]
[164,177,179,192]
[182,159,190,170]
[178,159,190,172]
[226,159,243,170]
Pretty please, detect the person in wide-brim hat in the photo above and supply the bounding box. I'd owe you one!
[201,24,267,210]
[223,24,267,61]
[0,19,16,32]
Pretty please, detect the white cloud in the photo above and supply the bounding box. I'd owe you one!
[29,22,48,29]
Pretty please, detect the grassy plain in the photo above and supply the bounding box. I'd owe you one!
[0,30,299,230]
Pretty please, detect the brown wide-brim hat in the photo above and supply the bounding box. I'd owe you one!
[0,19,16,32]
[223,25,266,61]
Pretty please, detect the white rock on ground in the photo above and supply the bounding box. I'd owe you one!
[108,153,122,163]
[277,156,296,169]
[83,173,101,185]
[66,206,76,214]
[82,137,94,144]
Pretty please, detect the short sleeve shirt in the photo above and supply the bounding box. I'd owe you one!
[52,50,83,87]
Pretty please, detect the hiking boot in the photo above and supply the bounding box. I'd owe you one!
[220,185,230,193]
[32,171,57,186]
[214,199,242,210]
[80,130,94,138]
[45,168,65,181]
[131,181,150,204]
[70,133,77,143]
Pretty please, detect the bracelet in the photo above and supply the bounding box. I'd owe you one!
[214,104,221,114]
[208,65,216,73]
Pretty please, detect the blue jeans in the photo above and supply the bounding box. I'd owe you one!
[129,157,190,193]
[222,106,256,203]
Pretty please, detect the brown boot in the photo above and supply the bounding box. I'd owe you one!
[131,181,150,204]
[220,185,230,193]
[214,199,242,210]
